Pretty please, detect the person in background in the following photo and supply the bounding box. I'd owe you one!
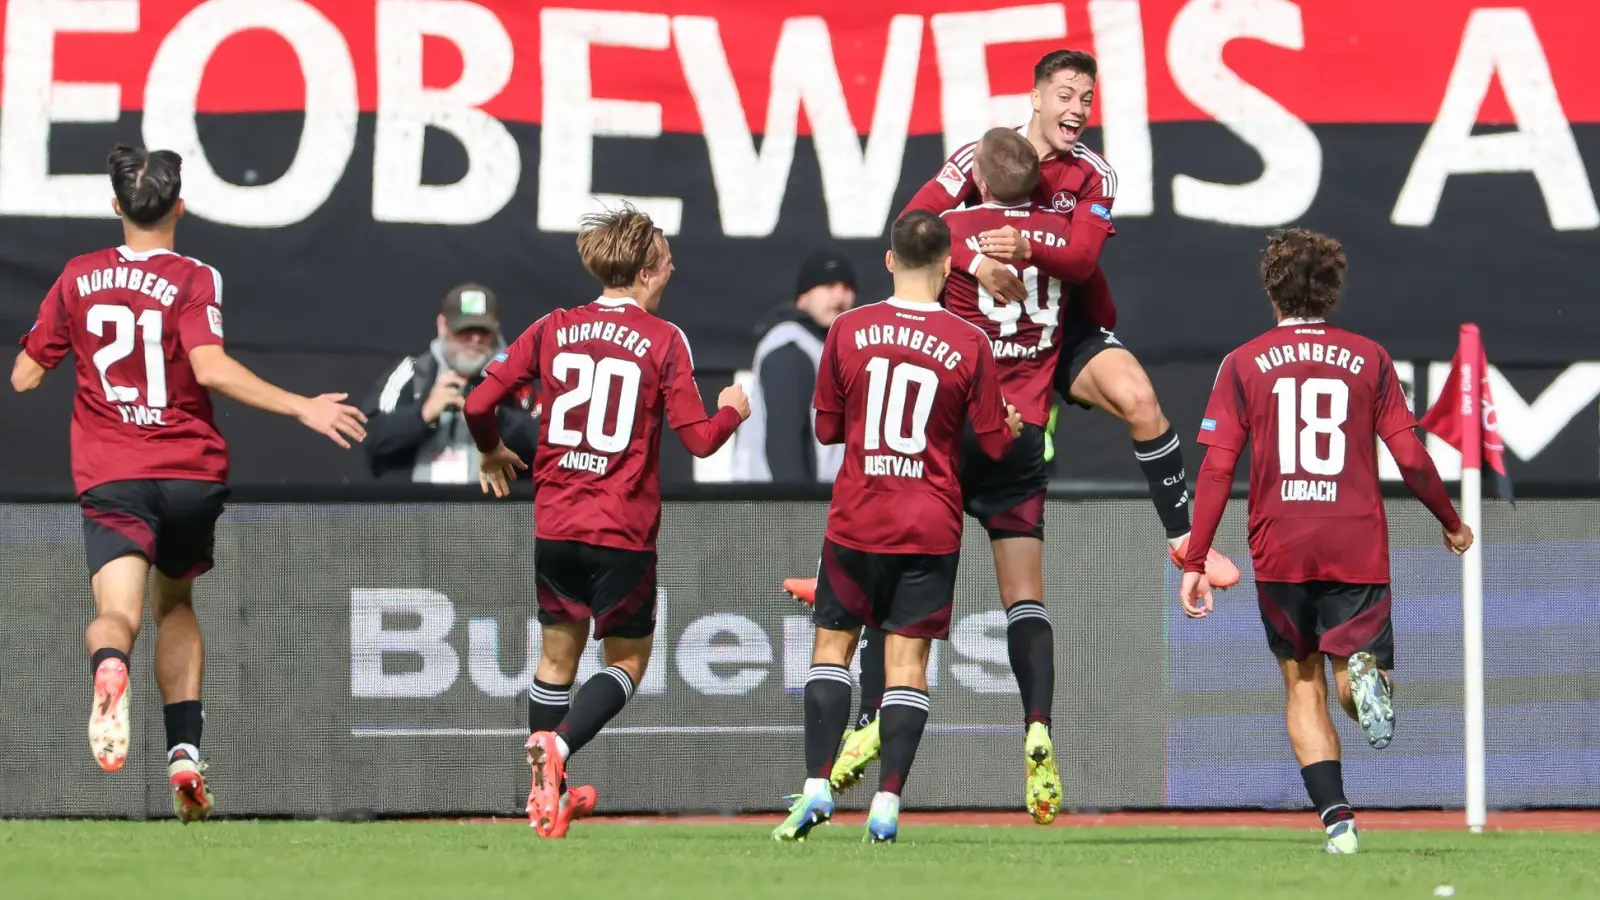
[731,249,857,484]
[361,284,538,483]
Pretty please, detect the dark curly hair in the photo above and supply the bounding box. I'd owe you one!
[1260,228,1347,319]
[108,144,182,225]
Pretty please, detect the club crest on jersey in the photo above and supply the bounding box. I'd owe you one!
[1051,191,1077,213]
[937,162,966,197]
[206,306,223,338]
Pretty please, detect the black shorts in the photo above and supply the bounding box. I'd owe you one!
[79,479,229,579]
[1053,320,1129,409]
[812,539,959,640]
[1256,581,1395,670]
[959,423,1047,540]
[535,539,658,639]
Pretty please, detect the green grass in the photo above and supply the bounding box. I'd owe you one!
[2,821,1597,899]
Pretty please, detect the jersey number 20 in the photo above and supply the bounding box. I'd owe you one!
[547,352,642,454]
[1272,376,1349,476]
[863,357,937,454]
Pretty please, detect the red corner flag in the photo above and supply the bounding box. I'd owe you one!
[1419,324,1514,500]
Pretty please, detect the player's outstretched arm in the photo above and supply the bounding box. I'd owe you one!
[1382,429,1472,554]
[10,350,45,392]
[188,345,367,448]
[1178,445,1236,616]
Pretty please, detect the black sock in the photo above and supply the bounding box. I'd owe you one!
[1005,601,1055,727]
[1302,760,1354,826]
[90,647,129,678]
[1133,428,1192,539]
[528,678,572,733]
[804,663,854,778]
[877,687,931,795]
[555,666,633,758]
[163,701,204,753]
[856,630,886,727]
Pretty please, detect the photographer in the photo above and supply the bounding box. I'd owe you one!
[361,284,538,483]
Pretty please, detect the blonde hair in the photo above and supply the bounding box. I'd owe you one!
[576,205,664,288]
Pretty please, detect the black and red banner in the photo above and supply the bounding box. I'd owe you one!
[0,1,1597,487]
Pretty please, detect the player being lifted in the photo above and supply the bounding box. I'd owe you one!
[774,211,1022,844]
[465,206,749,838]
[1179,229,1472,854]
[10,145,367,821]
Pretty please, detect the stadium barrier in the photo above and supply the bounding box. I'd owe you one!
[2,487,1596,819]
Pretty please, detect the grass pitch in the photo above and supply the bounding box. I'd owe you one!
[2,820,1596,899]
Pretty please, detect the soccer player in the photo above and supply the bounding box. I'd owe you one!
[464,206,749,838]
[774,211,1022,844]
[1178,229,1473,854]
[10,145,367,821]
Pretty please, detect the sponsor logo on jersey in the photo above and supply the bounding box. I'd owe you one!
[207,306,224,338]
[492,351,508,363]
[1051,191,1077,213]
[1201,418,1218,431]
[1090,203,1112,222]
[937,162,966,197]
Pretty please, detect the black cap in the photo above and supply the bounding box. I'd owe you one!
[795,249,857,298]
[441,283,499,333]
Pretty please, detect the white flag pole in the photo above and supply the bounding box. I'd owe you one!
[1458,324,1487,833]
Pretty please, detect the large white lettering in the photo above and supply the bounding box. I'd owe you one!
[350,589,460,699]
[0,0,138,217]
[1166,0,1320,226]
[947,610,1013,693]
[1088,0,1153,216]
[373,0,519,225]
[929,4,1066,159]
[1393,9,1597,231]
[676,613,772,696]
[537,9,681,234]
[676,14,921,238]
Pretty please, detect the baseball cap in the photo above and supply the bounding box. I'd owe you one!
[442,283,499,333]
[795,249,857,298]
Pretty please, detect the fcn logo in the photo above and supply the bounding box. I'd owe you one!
[1051,191,1076,213]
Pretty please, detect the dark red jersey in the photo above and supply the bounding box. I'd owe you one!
[814,297,1013,556]
[1197,320,1419,583]
[20,245,228,493]
[939,203,1071,427]
[903,126,1118,327]
[467,296,740,552]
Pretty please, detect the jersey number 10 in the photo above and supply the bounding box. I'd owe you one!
[863,357,937,454]
[1272,376,1349,476]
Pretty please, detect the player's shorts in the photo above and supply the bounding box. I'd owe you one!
[959,422,1047,540]
[812,539,960,640]
[79,479,230,579]
[1256,581,1395,670]
[1053,320,1130,409]
[534,538,658,639]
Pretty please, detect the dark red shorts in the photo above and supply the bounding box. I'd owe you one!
[79,479,229,579]
[535,539,657,640]
[959,423,1047,540]
[1256,581,1395,669]
[812,539,959,640]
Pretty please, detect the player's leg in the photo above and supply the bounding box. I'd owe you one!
[1057,324,1240,588]
[79,482,162,773]
[829,627,884,792]
[524,539,596,835]
[1321,584,1397,750]
[991,537,1061,824]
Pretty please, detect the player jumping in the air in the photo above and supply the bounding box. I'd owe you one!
[774,211,1021,844]
[1179,229,1473,854]
[10,145,367,821]
[465,206,749,838]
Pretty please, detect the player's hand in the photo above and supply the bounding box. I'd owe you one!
[478,442,528,498]
[978,226,1032,263]
[975,258,1028,304]
[1444,522,1474,555]
[1004,404,1023,438]
[421,371,468,424]
[718,384,751,419]
[298,393,367,448]
[1179,571,1214,619]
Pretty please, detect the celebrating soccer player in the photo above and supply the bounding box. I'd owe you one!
[10,145,367,822]
[464,206,749,838]
[774,211,1022,844]
[1178,229,1473,854]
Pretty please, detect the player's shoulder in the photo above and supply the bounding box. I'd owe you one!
[930,304,992,349]
[1068,143,1117,197]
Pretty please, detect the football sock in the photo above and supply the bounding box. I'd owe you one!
[855,629,886,727]
[163,701,203,754]
[804,664,854,778]
[1134,428,1192,539]
[1005,601,1055,727]
[555,666,633,758]
[90,647,129,678]
[1302,760,1355,827]
[528,679,572,733]
[877,687,931,794]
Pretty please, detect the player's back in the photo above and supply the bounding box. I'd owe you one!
[28,246,228,493]
[820,298,1000,555]
[526,297,693,551]
[939,203,1068,426]
[1213,320,1413,583]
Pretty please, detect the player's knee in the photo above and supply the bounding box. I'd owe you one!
[1117,380,1163,432]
